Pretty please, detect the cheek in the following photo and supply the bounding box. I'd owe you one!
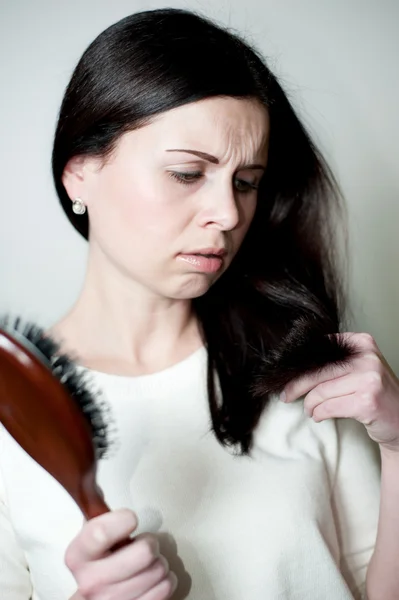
[89,170,186,248]
[235,198,257,243]
[225,199,257,264]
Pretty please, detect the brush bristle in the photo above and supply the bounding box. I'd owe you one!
[0,315,112,459]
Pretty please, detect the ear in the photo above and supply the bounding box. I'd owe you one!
[61,155,87,201]
[61,155,100,202]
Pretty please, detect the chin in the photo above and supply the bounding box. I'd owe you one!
[172,273,218,300]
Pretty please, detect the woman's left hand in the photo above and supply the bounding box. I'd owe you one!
[281,332,399,453]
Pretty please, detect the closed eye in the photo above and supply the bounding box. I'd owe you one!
[168,171,259,193]
[234,178,259,193]
[168,171,203,185]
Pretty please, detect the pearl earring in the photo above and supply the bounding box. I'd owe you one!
[72,197,86,215]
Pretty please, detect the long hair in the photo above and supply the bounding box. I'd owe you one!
[52,8,354,454]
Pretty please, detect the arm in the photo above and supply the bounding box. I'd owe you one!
[366,448,399,599]
[282,332,399,599]
[331,418,380,600]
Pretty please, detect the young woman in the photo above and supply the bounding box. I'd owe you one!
[1,8,398,600]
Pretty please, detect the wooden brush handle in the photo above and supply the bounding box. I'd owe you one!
[79,483,131,550]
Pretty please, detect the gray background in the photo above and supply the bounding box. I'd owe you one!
[0,0,398,371]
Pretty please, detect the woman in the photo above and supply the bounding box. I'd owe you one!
[0,7,398,600]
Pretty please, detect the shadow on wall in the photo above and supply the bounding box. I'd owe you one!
[347,170,399,375]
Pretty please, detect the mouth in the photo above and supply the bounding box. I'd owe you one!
[188,248,227,258]
[193,252,223,259]
[176,249,227,274]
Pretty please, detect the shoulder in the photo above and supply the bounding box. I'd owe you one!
[252,395,339,459]
[251,396,379,478]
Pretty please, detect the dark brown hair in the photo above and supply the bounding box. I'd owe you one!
[52,8,352,454]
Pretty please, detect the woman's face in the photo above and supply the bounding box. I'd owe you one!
[63,96,269,300]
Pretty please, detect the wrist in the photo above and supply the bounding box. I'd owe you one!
[380,445,399,463]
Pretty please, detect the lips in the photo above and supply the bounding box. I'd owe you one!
[188,248,227,257]
[176,248,227,274]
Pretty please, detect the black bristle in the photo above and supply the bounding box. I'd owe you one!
[0,314,113,459]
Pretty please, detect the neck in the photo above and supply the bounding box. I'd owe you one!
[51,253,203,375]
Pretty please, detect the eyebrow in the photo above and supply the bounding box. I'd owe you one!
[165,149,266,170]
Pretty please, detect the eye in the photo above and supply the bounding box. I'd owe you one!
[168,171,203,185]
[234,178,259,193]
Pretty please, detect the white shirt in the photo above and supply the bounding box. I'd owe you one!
[0,346,380,600]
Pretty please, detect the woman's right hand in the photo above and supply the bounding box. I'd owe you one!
[66,508,177,600]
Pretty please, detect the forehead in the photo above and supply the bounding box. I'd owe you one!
[118,97,270,163]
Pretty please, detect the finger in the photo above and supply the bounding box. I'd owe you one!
[137,571,177,600]
[282,362,351,404]
[282,337,383,404]
[310,395,365,422]
[126,556,170,596]
[339,332,380,354]
[77,557,170,600]
[303,372,362,416]
[333,332,386,366]
[78,534,161,586]
[65,509,138,570]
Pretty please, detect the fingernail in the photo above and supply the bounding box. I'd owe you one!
[279,391,287,403]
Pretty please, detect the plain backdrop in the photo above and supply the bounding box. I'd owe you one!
[0,0,398,372]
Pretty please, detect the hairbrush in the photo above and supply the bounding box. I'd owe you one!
[0,315,112,521]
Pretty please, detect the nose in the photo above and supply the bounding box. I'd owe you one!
[197,182,240,231]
